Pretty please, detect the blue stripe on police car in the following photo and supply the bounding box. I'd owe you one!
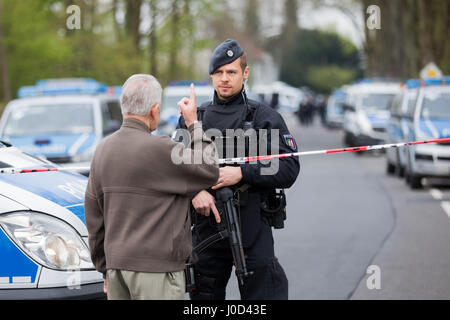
[419,119,450,138]
[0,171,88,224]
[0,228,39,284]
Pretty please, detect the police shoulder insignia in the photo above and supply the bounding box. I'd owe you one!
[283,134,297,151]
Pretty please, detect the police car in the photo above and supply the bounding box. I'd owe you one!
[249,81,304,112]
[0,79,122,176]
[325,87,347,128]
[0,141,104,299]
[385,79,419,176]
[343,79,401,147]
[157,81,214,136]
[404,77,450,188]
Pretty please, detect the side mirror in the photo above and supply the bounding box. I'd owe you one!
[343,104,356,112]
[104,119,121,135]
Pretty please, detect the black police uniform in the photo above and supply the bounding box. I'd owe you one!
[176,39,300,300]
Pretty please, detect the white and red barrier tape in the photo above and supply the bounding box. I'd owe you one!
[1,137,450,174]
[219,137,450,164]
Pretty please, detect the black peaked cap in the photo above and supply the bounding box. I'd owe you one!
[208,39,244,75]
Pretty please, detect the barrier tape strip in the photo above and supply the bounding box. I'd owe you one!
[1,137,450,174]
[219,137,450,164]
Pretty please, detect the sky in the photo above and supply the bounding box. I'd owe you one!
[230,0,365,49]
[298,1,365,48]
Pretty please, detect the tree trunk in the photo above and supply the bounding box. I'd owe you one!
[112,0,122,41]
[169,0,179,81]
[149,0,158,77]
[0,0,11,101]
[184,0,194,79]
[245,0,260,41]
[126,0,142,53]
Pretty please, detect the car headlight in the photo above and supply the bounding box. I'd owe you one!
[0,211,94,270]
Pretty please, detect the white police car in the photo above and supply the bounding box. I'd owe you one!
[386,79,419,176]
[404,77,450,188]
[0,79,122,176]
[0,140,104,299]
[343,79,401,147]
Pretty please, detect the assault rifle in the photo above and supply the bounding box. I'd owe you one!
[185,187,252,292]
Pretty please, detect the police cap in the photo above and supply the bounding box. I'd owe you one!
[209,39,244,75]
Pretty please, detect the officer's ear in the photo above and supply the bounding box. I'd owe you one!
[243,66,250,81]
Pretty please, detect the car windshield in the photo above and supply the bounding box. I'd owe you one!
[361,93,395,111]
[333,98,346,114]
[3,103,94,136]
[420,91,450,119]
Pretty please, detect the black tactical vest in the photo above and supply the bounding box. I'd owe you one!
[198,89,257,162]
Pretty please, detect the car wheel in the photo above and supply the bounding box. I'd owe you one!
[344,132,351,146]
[386,161,396,174]
[397,166,405,178]
[409,173,423,189]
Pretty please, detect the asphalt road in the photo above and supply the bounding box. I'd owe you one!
[224,111,450,300]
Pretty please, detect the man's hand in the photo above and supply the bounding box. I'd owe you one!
[103,279,107,294]
[211,166,243,190]
[192,190,221,223]
[177,83,198,127]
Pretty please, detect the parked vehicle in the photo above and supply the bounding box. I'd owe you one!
[343,79,401,148]
[0,141,104,299]
[404,77,450,188]
[0,79,122,176]
[325,87,347,128]
[386,79,419,176]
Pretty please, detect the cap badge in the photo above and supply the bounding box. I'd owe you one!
[227,50,234,57]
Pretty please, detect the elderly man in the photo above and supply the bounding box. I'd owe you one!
[84,74,219,300]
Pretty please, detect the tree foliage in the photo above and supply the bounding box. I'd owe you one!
[0,0,219,103]
[0,0,448,104]
[362,0,449,78]
[278,28,362,93]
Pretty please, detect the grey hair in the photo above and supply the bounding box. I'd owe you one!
[120,74,162,115]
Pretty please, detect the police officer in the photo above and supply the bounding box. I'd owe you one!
[176,39,300,300]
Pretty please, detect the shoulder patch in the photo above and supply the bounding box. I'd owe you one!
[283,134,297,151]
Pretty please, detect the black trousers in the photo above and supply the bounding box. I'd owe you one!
[189,221,288,300]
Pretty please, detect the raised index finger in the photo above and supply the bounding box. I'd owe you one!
[190,83,196,106]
